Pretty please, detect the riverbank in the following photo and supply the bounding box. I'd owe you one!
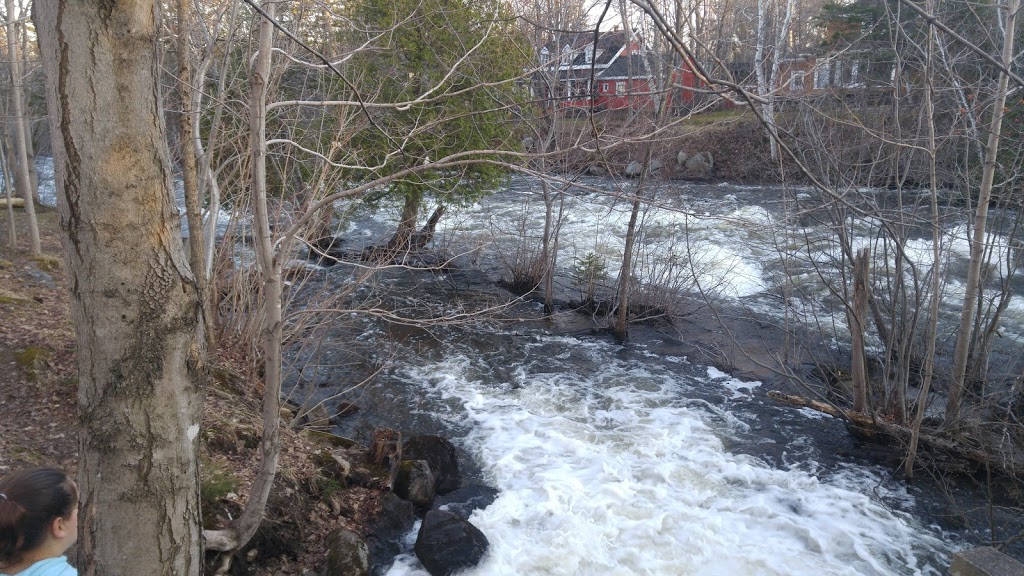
[0,209,391,575]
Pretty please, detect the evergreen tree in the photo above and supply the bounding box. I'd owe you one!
[347,0,530,252]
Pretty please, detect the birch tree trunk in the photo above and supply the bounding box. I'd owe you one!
[946,0,1019,424]
[35,0,205,573]
[5,0,39,255]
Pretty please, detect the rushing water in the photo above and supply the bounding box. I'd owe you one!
[308,175,1023,575]
[361,328,955,576]
[31,160,1020,574]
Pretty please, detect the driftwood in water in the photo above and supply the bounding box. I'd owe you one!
[369,428,402,489]
[767,391,1024,477]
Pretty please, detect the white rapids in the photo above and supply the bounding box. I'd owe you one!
[385,334,952,576]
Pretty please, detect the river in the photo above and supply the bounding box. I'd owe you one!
[33,161,1022,574]
[285,174,1024,575]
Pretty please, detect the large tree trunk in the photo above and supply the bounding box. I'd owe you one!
[388,191,422,252]
[5,0,40,255]
[36,0,205,574]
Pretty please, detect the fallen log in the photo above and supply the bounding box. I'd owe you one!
[0,197,25,208]
[767,390,1024,478]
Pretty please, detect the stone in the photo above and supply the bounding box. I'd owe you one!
[588,164,606,176]
[522,136,535,151]
[650,159,663,172]
[373,492,416,541]
[300,403,332,429]
[402,435,460,495]
[676,150,688,165]
[20,269,57,289]
[431,484,499,519]
[335,402,360,417]
[414,510,489,576]
[366,491,416,573]
[323,528,370,576]
[951,547,1024,576]
[395,459,436,509]
[684,151,714,177]
[624,160,643,177]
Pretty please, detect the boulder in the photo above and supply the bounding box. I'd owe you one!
[367,492,416,572]
[588,164,606,176]
[299,403,331,429]
[676,150,688,165]
[431,485,499,519]
[395,460,436,509]
[323,528,370,576]
[522,136,535,151]
[624,160,643,177]
[414,510,489,576]
[402,435,460,495]
[650,159,663,172]
[951,546,1024,576]
[684,151,714,177]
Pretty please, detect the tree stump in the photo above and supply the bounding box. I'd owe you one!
[369,428,402,489]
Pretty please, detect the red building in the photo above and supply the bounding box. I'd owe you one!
[537,31,703,113]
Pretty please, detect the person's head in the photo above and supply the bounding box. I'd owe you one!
[0,468,79,568]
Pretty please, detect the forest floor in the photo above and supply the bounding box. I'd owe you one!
[0,207,381,575]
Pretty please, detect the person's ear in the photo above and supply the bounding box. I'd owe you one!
[50,515,69,539]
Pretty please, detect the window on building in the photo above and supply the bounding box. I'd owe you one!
[790,72,805,92]
[616,81,626,95]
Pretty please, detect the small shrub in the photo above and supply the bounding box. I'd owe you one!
[572,252,608,303]
[15,346,50,381]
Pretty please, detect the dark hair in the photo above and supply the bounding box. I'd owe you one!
[0,468,78,566]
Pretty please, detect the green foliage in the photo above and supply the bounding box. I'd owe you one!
[346,0,531,208]
[573,252,608,302]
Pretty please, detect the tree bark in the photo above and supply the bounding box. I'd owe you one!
[176,0,211,345]
[36,0,205,573]
[614,195,642,342]
[850,247,869,413]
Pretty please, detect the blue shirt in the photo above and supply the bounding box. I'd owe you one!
[1,556,77,576]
